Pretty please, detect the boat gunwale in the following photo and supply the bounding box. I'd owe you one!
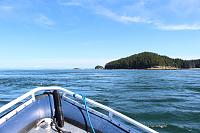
[62,96,134,133]
[0,86,158,133]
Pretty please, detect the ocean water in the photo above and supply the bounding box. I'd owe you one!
[0,69,199,133]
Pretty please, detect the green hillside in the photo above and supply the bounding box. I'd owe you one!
[105,52,200,69]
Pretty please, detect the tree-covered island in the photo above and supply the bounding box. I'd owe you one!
[105,52,200,70]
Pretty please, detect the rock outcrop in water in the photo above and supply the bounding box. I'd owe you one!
[95,65,104,69]
[105,52,200,69]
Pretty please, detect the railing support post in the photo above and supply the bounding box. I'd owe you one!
[32,93,35,101]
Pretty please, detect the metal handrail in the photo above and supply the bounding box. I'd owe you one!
[0,86,158,133]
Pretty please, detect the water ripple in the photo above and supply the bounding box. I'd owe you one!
[0,69,199,132]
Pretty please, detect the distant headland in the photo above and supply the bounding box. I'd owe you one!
[104,52,200,70]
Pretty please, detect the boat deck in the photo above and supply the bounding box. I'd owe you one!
[29,120,87,133]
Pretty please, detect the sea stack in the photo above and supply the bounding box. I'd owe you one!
[95,65,104,69]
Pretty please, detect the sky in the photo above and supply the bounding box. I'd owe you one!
[0,0,200,69]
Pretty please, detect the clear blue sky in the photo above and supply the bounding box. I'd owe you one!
[0,0,200,69]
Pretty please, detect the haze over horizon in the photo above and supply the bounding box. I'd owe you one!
[0,0,200,69]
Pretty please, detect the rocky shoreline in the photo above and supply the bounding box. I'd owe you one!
[146,66,179,70]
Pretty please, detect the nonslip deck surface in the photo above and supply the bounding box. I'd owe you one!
[29,121,87,133]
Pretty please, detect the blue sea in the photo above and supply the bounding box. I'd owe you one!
[0,69,199,133]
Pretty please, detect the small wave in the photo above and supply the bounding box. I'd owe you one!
[190,87,200,93]
[0,99,10,104]
[148,124,168,128]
